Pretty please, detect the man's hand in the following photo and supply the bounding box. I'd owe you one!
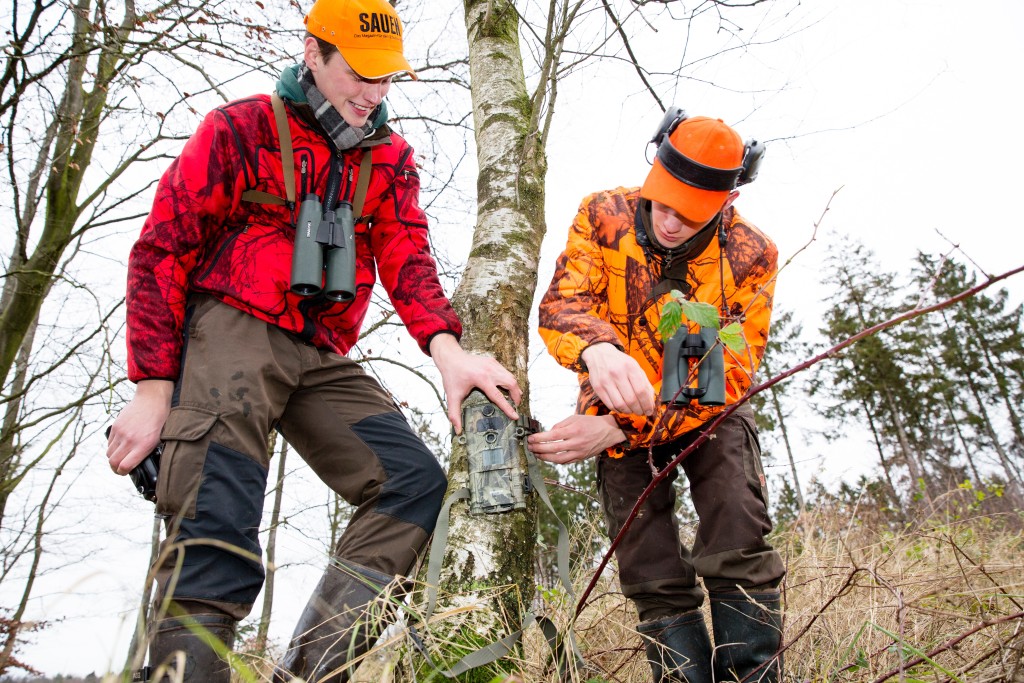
[430,333,522,433]
[106,379,173,475]
[581,342,656,416]
[527,414,625,464]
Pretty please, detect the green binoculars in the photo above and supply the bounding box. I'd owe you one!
[290,194,356,302]
[660,326,725,407]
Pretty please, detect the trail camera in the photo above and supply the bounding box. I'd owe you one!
[457,390,531,514]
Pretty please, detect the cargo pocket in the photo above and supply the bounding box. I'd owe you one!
[736,408,771,510]
[156,406,219,520]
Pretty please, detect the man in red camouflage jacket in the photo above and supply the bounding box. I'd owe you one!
[105,0,520,679]
[529,112,785,682]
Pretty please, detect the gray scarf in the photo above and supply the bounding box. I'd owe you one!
[298,65,372,151]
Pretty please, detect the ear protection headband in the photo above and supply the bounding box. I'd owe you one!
[650,107,765,191]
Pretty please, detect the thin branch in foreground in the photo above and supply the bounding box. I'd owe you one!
[576,260,1024,619]
[868,610,1024,683]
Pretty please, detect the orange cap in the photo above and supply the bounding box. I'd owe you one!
[304,0,418,80]
[641,116,744,223]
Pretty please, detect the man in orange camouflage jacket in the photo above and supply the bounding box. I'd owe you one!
[529,112,785,683]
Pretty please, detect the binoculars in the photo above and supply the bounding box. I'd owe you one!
[660,326,726,407]
[290,193,356,302]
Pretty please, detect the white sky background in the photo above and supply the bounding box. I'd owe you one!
[528,0,1024,491]
[6,0,1024,675]
[531,0,1024,479]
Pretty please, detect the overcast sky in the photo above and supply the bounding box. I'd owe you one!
[9,0,1024,675]
[528,0,1024,489]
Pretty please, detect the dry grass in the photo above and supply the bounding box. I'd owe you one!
[386,498,1024,682]
[774,503,1024,682]
[217,493,1024,682]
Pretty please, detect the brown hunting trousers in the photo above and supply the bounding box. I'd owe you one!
[152,295,447,620]
[598,404,786,622]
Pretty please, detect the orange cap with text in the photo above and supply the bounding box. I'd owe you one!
[305,0,418,80]
[641,116,744,223]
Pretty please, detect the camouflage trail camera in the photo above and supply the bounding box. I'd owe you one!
[456,390,535,514]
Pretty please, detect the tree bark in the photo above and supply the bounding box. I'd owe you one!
[861,397,903,519]
[0,0,136,390]
[426,0,548,674]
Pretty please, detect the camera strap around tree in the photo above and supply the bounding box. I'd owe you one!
[411,393,583,680]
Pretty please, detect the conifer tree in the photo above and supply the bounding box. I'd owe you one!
[751,309,809,510]
[912,253,1024,502]
[814,237,934,504]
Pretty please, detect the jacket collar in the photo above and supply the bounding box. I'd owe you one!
[275,63,392,150]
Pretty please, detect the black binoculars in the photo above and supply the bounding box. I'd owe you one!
[290,193,356,302]
[660,326,726,407]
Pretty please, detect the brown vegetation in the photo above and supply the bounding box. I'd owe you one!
[321,488,1024,682]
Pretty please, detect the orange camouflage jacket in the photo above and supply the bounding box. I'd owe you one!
[538,187,778,455]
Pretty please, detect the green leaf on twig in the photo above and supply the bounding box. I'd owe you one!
[680,300,720,330]
[719,322,746,352]
[659,297,722,340]
[658,298,683,340]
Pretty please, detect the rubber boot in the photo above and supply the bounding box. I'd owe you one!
[709,591,783,683]
[275,559,403,683]
[147,613,236,682]
[637,610,713,683]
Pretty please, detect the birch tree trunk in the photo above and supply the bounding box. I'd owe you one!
[426,0,548,675]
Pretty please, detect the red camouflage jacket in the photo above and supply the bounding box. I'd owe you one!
[126,94,461,382]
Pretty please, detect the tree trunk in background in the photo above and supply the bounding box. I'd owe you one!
[426,0,547,673]
[758,353,805,510]
[879,386,930,502]
[0,322,38,527]
[0,0,135,391]
[256,434,286,652]
[964,380,1024,500]
[0,0,130,528]
[124,515,162,675]
[861,398,903,520]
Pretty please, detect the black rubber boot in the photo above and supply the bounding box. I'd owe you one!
[709,591,783,683]
[147,613,236,682]
[275,559,403,683]
[637,610,713,683]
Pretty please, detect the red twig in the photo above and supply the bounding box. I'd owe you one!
[575,262,1024,618]
[868,610,1024,683]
